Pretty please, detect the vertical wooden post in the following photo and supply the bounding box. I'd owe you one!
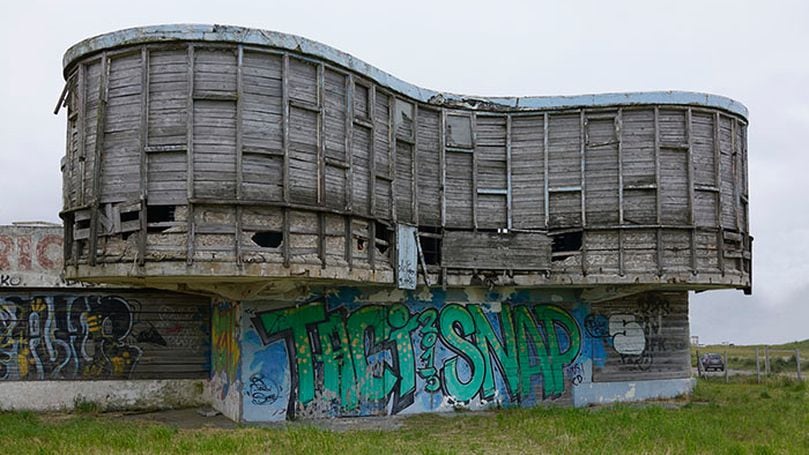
[471,114,478,231]
[653,107,663,275]
[696,348,702,378]
[138,47,149,266]
[543,113,550,230]
[186,45,196,265]
[88,53,109,267]
[714,112,725,275]
[724,350,729,383]
[506,114,513,230]
[235,46,244,266]
[765,345,771,375]
[755,346,761,383]
[616,109,624,276]
[796,349,802,382]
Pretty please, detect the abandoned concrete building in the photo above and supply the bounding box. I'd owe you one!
[2,24,751,422]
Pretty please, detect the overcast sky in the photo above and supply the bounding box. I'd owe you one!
[2,1,807,344]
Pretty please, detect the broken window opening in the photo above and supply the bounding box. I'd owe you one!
[120,210,139,223]
[146,205,175,233]
[551,231,583,261]
[374,221,391,256]
[418,226,442,266]
[252,231,283,248]
[394,99,414,137]
[75,219,91,230]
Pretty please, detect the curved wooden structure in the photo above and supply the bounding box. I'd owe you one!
[58,24,751,297]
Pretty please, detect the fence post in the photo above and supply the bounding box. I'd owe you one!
[755,346,761,383]
[797,349,802,382]
[696,348,702,378]
[765,346,771,375]
[724,350,729,383]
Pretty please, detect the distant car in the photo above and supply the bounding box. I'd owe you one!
[701,353,725,372]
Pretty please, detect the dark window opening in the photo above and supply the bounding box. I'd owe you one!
[252,231,283,248]
[418,226,442,266]
[551,231,582,261]
[120,211,139,223]
[374,221,391,255]
[147,205,175,224]
[357,238,365,251]
[146,205,175,233]
[121,231,133,241]
[75,219,91,230]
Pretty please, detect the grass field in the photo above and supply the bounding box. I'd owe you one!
[692,339,807,374]
[1,377,807,454]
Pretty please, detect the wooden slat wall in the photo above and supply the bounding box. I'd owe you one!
[60,41,750,285]
[0,291,210,381]
[417,108,441,225]
[511,115,545,229]
[442,231,551,270]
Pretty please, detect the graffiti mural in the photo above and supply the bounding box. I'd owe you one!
[0,293,211,381]
[211,301,240,397]
[0,295,141,380]
[586,292,690,378]
[242,289,585,420]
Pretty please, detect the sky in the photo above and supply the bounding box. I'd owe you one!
[1,1,807,345]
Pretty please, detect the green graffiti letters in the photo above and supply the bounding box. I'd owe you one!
[251,301,581,417]
[440,304,486,402]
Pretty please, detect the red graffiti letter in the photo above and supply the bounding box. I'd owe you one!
[36,235,63,270]
[0,236,11,269]
[17,236,32,270]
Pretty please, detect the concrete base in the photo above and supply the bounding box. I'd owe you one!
[574,377,695,407]
[0,379,207,412]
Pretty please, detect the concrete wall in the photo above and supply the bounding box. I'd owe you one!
[0,379,207,411]
[210,287,692,422]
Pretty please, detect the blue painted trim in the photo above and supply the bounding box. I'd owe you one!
[63,24,748,119]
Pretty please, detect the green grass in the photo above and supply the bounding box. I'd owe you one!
[692,339,807,374]
[1,378,807,454]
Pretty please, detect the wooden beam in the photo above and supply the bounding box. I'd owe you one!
[186,45,196,265]
[88,53,109,267]
[282,54,290,204]
[715,112,725,275]
[543,113,550,229]
[369,85,377,217]
[317,63,325,206]
[77,63,87,208]
[138,47,149,266]
[616,109,624,276]
[345,74,354,212]
[412,104,419,225]
[389,94,397,223]
[440,110,446,228]
[471,113,478,230]
[345,216,353,270]
[506,114,513,230]
[319,212,327,268]
[654,107,663,275]
[283,207,290,267]
[580,110,587,276]
[235,45,244,266]
[580,110,587,227]
[687,108,696,273]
